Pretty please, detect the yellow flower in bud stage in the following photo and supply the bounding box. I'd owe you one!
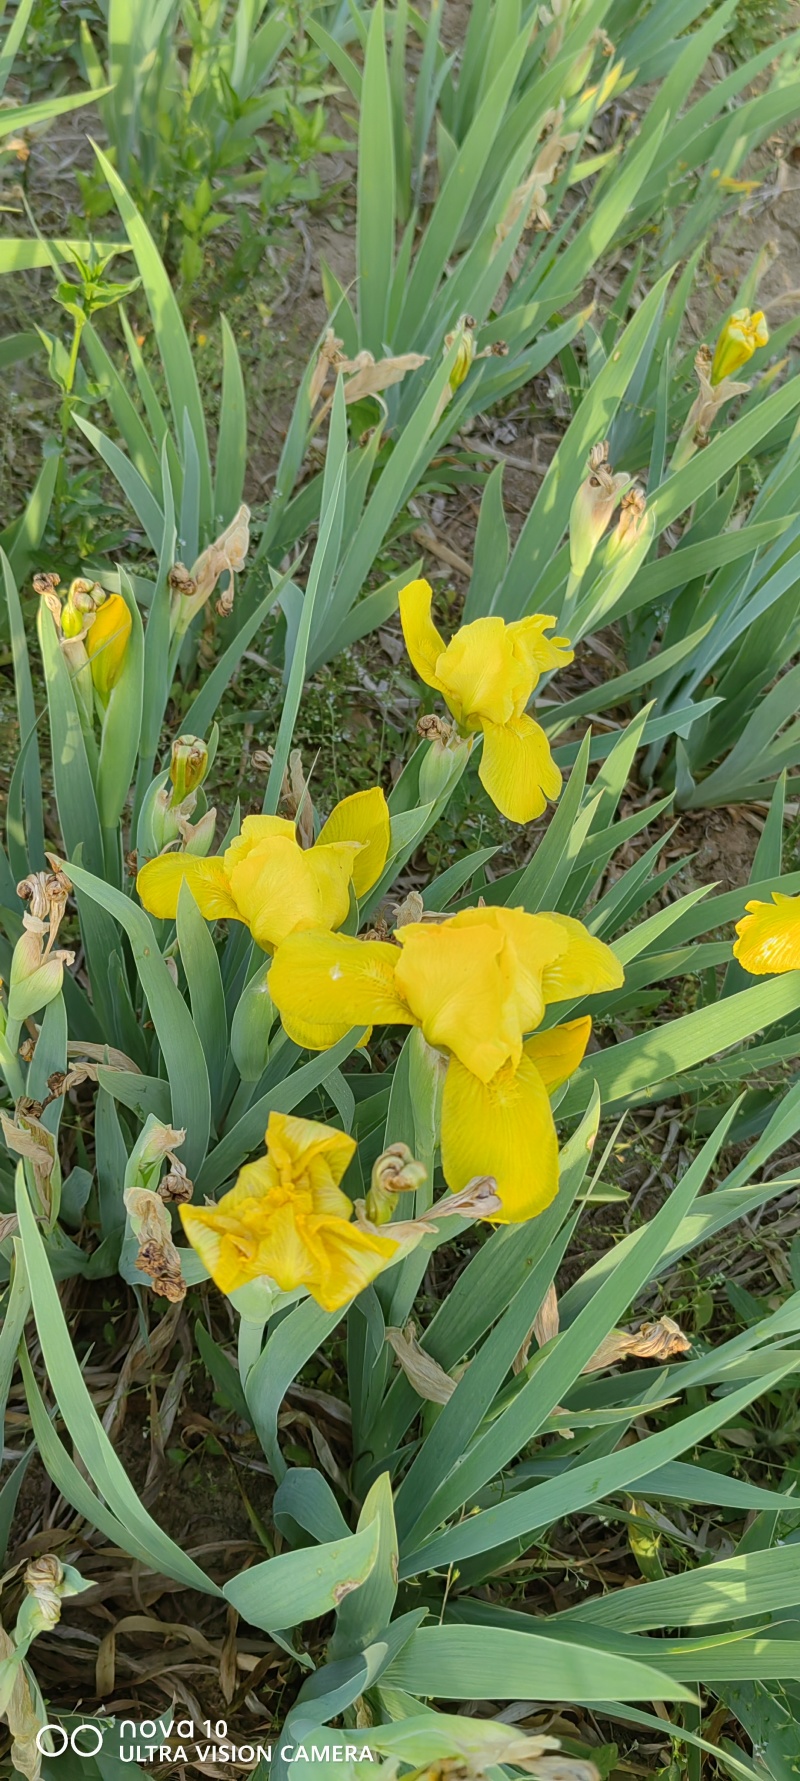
[445,315,477,392]
[710,308,768,386]
[269,905,623,1222]
[180,1112,401,1311]
[169,734,209,806]
[84,592,132,703]
[399,578,573,825]
[136,787,390,950]
[733,891,800,976]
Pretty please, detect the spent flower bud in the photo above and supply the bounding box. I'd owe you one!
[568,441,628,578]
[169,734,209,806]
[366,1142,427,1224]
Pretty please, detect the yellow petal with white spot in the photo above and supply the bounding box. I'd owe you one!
[316,786,391,897]
[398,577,447,690]
[269,930,413,1050]
[441,1054,559,1223]
[393,918,520,1083]
[523,1016,592,1092]
[733,892,800,975]
[479,713,562,824]
[538,913,624,1003]
[137,852,239,922]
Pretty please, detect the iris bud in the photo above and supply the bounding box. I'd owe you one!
[366,1142,428,1225]
[169,734,209,806]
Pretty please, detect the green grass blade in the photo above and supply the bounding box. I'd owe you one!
[63,860,212,1176]
[15,1175,222,1594]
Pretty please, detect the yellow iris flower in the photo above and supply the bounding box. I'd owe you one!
[710,308,768,386]
[269,905,623,1222]
[733,892,800,976]
[398,578,573,825]
[180,1112,401,1311]
[85,593,132,703]
[136,786,390,950]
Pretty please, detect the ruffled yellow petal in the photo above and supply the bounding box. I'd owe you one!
[303,1219,401,1312]
[179,1202,236,1290]
[316,787,391,897]
[537,913,624,1003]
[137,852,239,922]
[393,919,520,1083]
[269,931,413,1050]
[437,617,526,729]
[479,713,562,824]
[228,835,355,949]
[85,592,132,700]
[180,1107,395,1311]
[733,892,800,975]
[523,1016,592,1092]
[441,1054,559,1223]
[398,577,447,691]
[224,814,296,874]
[265,1110,356,1197]
[507,614,574,702]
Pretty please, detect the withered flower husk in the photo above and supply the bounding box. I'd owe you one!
[157,1152,194,1204]
[365,1140,427,1224]
[0,1623,43,1781]
[23,1556,64,1630]
[685,343,750,447]
[584,1314,691,1374]
[1,1110,57,1216]
[386,1320,458,1404]
[124,1183,187,1301]
[393,889,425,928]
[569,440,629,578]
[417,713,453,746]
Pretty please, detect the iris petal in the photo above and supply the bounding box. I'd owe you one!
[441,1054,559,1223]
[137,853,239,922]
[523,1016,592,1092]
[269,930,413,1050]
[398,578,447,690]
[537,913,624,1003]
[393,919,520,1082]
[734,892,800,975]
[316,786,391,897]
[479,713,562,824]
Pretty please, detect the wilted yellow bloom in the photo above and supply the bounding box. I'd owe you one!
[569,441,629,578]
[711,307,768,385]
[137,787,390,950]
[733,891,800,975]
[399,578,572,824]
[269,906,622,1221]
[180,1112,401,1311]
[366,1141,427,1224]
[85,592,132,702]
